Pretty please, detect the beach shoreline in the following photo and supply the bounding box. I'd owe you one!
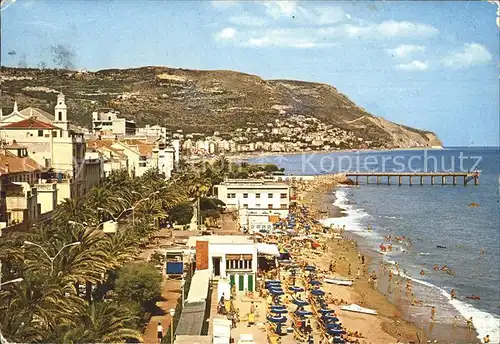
[225,146,444,162]
[296,177,480,343]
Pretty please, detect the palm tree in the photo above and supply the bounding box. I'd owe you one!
[48,301,142,343]
[0,277,85,343]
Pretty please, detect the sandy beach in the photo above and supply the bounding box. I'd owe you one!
[294,175,481,344]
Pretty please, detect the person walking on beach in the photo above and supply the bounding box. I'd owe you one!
[430,306,436,321]
[357,268,361,279]
[156,322,163,343]
[361,255,365,265]
[467,317,474,330]
[483,334,491,343]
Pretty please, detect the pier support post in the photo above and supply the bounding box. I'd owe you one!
[409,176,412,186]
[420,176,424,185]
[453,176,456,186]
[431,176,435,185]
[377,176,380,184]
[366,176,369,185]
[398,176,402,186]
[464,176,467,186]
[442,176,446,185]
[355,176,359,185]
[474,175,478,185]
[387,176,390,185]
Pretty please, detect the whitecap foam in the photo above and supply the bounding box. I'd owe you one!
[394,270,499,342]
[328,189,500,342]
[321,189,381,239]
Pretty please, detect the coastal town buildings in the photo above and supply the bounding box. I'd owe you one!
[86,138,176,179]
[92,108,136,136]
[0,142,58,228]
[0,93,101,201]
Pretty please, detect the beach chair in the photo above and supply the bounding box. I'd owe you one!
[267,333,281,344]
[293,327,308,342]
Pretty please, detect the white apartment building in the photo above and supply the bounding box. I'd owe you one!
[135,124,169,138]
[187,235,258,292]
[92,108,136,136]
[214,179,290,211]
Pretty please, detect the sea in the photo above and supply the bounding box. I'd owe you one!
[250,147,500,343]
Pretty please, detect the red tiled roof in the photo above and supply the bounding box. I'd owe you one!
[0,151,45,175]
[1,117,58,130]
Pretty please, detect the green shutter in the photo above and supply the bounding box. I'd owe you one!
[229,274,235,287]
[247,274,254,292]
[238,274,245,291]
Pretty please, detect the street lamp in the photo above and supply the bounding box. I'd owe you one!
[0,277,23,290]
[23,241,81,275]
[169,308,175,344]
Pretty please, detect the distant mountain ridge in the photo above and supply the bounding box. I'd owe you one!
[0,66,442,148]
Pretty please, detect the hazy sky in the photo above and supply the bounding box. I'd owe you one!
[1,0,499,146]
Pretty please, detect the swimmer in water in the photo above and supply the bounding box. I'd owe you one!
[430,306,436,320]
[451,289,456,299]
[420,270,425,276]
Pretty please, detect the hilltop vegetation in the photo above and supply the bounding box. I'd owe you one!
[0,66,441,148]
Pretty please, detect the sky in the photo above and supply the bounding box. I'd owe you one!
[1,0,499,146]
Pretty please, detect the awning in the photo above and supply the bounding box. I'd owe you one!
[257,243,280,257]
[186,269,210,303]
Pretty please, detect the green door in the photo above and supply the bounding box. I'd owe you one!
[238,274,245,291]
[229,274,235,287]
[247,274,254,292]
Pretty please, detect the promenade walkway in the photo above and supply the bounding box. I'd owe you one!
[143,279,181,344]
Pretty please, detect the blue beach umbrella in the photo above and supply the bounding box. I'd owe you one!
[324,314,339,322]
[305,265,316,272]
[296,310,313,318]
[267,315,287,323]
[327,329,346,336]
[288,286,304,293]
[309,280,322,286]
[319,308,334,315]
[292,299,309,307]
[270,288,284,296]
[270,308,288,314]
[311,289,325,296]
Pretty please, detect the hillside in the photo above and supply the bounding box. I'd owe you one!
[0,66,442,148]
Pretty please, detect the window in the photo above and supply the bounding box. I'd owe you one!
[268,204,273,209]
[52,131,57,137]
[227,193,236,199]
[226,259,252,270]
[243,193,248,198]
[256,193,261,199]
[255,204,261,208]
[280,193,288,199]
[58,111,62,121]
[243,204,248,208]
[281,204,288,209]
[38,130,43,137]
[268,193,273,198]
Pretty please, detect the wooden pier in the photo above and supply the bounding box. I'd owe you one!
[345,171,480,186]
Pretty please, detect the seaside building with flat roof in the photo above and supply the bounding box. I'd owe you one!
[213,179,291,232]
[186,235,258,293]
